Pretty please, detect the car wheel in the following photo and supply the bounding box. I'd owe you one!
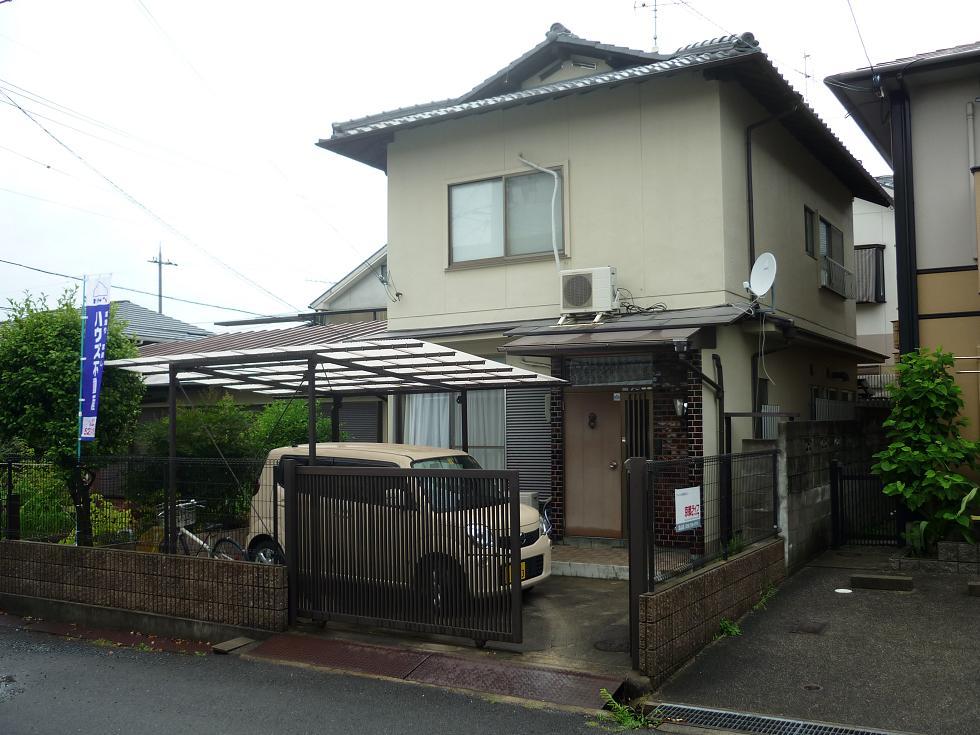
[419,559,462,617]
[250,539,285,565]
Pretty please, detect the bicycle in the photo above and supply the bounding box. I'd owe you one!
[157,499,247,561]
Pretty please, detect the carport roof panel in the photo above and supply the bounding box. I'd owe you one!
[106,336,564,395]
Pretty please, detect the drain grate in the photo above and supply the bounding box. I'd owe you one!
[650,703,907,735]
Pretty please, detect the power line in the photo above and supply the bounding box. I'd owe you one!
[0,87,301,312]
[0,185,143,223]
[674,0,733,37]
[130,1,372,264]
[0,258,269,316]
[0,89,242,178]
[845,0,876,74]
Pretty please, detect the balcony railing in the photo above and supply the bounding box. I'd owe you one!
[857,364,897,404]
[820,255,855,299]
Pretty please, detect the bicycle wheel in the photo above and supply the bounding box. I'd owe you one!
[211,538,247,562]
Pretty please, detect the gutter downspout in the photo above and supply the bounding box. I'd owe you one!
[746,106,800,269]
[889,87,920,353]
[680,352,724,456]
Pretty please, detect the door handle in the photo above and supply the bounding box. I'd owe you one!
[608,461,618,470]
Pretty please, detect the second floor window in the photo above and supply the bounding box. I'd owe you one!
[804,207,816,257]
[449,168,563,264]
[819,217,844,264]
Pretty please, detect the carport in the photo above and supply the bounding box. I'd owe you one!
[105,329,563,555]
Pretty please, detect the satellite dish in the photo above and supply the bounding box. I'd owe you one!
[747,252,777,299]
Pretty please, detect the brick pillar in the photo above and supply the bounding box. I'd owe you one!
[549,357,565,539]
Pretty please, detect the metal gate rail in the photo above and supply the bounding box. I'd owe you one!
[284,461,523,644]
[830,460,902,547]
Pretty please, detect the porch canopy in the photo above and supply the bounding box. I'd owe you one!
[106,328,564,454]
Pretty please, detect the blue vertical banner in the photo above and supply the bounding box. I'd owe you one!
[79,274,112,442]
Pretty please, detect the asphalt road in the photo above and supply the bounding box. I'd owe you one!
[0,626,598,735]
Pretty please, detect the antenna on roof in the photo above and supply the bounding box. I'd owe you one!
[793,52,813,102]
[634,0,660,53]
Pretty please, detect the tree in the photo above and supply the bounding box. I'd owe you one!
[872,348,979,554]
[247,399,335,455]
[139,393,258,458]
[0,290,145,463]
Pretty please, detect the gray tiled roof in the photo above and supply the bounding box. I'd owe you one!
[113,301,212,344]
[848,39,980,76]
[328,33,757,140]
[318,29,889,206]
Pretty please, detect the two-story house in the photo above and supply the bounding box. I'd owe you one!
[317,24,889,539]
[827,42,980,440]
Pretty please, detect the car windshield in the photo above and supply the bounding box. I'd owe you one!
[411,455,509,512]
[411,455,482,470]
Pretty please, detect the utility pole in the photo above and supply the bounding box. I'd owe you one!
[148,243,177,314]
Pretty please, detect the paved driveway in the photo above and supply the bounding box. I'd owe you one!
[655,546,980,735]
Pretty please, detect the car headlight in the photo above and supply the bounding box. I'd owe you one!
[466,523,495,548]
[540,513,553,537]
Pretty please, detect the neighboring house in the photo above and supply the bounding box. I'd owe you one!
[308,245,392,322]
[317,24,889,539]
[113,300,211,345]
[853,177,897,362]
[827,42,980,440]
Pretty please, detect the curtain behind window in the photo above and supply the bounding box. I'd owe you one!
[403,393,451,448]
[453,389,506,469]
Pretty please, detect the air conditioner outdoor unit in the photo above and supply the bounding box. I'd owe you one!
[560,266,619,315]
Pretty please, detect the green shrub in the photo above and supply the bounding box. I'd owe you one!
[872,349,980,555]
[61,493,135,546]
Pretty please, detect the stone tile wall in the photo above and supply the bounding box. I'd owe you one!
[638,538,785,687]
[891,542,980,575]
[0,540,287,631]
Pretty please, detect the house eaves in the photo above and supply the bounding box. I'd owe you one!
[309,244,387,310]
[824,40,980,165]
[318,31,889,206]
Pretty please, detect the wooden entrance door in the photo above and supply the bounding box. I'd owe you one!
[564,390,624,537]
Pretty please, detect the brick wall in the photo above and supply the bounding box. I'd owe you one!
[638,538,785,687]
[0,540,287,631]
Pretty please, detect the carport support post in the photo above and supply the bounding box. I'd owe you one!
[166,365,178,555]
[626,457,649,671]
[284,459,298,625]
[307,358,317,462]
[459,390,469,452]
[331,395,342,442]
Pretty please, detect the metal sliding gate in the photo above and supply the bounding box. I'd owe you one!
[283,461,523,644]
[830,460,902,546]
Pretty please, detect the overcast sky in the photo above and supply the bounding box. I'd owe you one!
[1,0,977,332]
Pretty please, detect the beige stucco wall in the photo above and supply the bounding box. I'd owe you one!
[908,76,980,270]
[853,191,897,361]
[718,84,857,346]
[385,74,729,332]
[702,325,860,456]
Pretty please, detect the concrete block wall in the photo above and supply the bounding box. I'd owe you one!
[777,420,869,572]
[0,540,287,631]
[638,538,785,687]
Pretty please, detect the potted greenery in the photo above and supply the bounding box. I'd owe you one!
[872,349,978,557]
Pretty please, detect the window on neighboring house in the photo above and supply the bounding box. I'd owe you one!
[818,217,851,298]
[449,169,563,265]
[804,207,816,258]
[854,245,886,304]
[402,390,506,469]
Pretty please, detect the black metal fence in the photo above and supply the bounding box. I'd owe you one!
[629,451,778,588]
[1,456,279,559]
[284,461,524,645]
[830,460,902,546]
